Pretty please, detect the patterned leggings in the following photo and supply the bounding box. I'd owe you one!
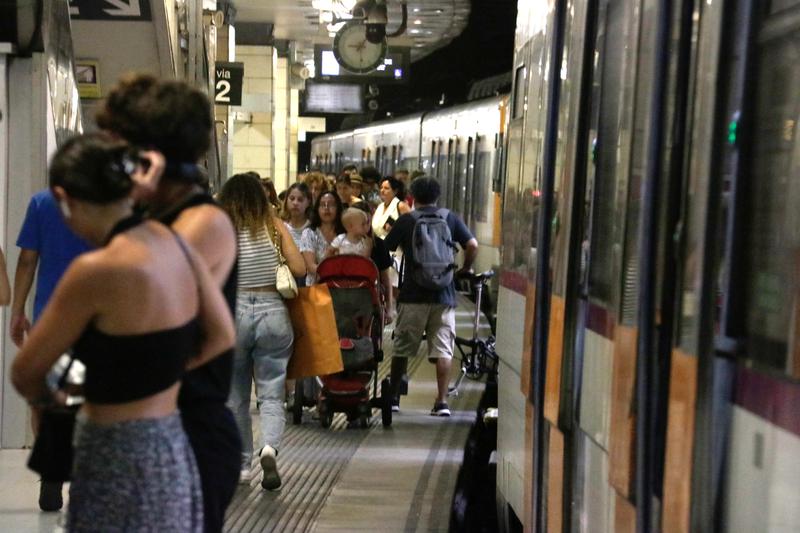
[67,412,203,532]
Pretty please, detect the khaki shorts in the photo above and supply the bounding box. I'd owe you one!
[393,303,456,360]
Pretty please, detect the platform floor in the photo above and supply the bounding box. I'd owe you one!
[0,294,488,532]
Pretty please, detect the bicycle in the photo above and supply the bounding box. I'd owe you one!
[449,270,499,396]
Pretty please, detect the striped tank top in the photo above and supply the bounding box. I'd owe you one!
[237,226,280,288]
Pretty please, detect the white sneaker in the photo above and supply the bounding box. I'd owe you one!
[239,468,252,484]
[259,446,282,491]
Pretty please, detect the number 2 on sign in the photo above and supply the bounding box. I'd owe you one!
[216,80,231,103]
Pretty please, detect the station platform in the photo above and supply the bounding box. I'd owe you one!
[0,294,489,532]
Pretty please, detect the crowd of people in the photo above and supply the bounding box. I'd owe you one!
[1,71,478,532]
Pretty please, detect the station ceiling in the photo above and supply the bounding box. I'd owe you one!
[234,0,471,67]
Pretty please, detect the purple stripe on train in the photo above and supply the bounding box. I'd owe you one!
[735,366,800,438]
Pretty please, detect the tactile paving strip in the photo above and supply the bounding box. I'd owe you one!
[223,355,424,533]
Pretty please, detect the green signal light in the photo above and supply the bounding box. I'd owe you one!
[728,121,738,144]
[728,112,740,146]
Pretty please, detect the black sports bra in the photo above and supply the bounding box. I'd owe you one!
[72,214,201,404]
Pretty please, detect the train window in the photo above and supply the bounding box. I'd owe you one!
[474,151,491,223]
[438,140,449,184]
[619,0,658,324]
[501,122,525,272]
[391,145,398,175]
[445,139,456,208]
[513,65,527,119]
[740,10,800,375]
[464,137,474,224]
[453,140,468,217]
[587,0,631,307]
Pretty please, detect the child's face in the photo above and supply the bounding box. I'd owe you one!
[345,216,368,237]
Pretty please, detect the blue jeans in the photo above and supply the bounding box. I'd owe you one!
[228,291,294,466]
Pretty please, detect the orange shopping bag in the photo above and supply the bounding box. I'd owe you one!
[286,285,343,379]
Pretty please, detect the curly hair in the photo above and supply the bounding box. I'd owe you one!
[96,73,212,164]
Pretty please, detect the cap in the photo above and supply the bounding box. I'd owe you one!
[349,174,363,184]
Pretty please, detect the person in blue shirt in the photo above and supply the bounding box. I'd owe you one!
[9,189,92,511]
[384,176,478,417]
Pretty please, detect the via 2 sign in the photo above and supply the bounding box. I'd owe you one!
[215,62,244,106]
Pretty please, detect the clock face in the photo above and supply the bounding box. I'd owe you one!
[333,22,387,74]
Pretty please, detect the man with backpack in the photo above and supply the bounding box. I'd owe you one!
[384,176,478,416]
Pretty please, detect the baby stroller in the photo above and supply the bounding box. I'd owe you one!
[313,255,393,429]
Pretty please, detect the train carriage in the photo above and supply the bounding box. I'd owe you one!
[495,0,800,532]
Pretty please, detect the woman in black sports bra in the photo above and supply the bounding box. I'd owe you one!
[11,133,235,532]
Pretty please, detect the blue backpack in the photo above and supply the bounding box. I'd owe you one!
[409,208,458,289]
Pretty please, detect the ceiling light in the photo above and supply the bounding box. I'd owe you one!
[413,19,422,25]
[410,29,420,34]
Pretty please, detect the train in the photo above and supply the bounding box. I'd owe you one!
[312,0,800,531]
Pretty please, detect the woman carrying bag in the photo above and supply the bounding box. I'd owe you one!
[218,174,305,492]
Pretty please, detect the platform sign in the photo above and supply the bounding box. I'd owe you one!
[215,62,244,106]
[69,0,152,21]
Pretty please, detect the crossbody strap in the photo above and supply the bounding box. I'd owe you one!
[267,221,287,266]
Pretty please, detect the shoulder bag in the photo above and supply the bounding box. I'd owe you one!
[270,222,298,299]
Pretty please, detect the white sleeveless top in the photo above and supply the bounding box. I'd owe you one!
[372,197,401,239]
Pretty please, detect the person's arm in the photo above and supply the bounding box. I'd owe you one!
[458,238,479,274]
[384,216,407,252]
[10,249,38,347]
[302,251,319,277]
[274,216,306,278]
[0,248,10,306]
[397,201,411,216]
[11,257,97,402]
[380,268,394,323]
[184,244,235,371]
[453,215,479,274]
[172,205,237,287]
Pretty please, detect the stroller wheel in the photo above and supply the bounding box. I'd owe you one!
[292,381,303,425]
[381,378,393,428]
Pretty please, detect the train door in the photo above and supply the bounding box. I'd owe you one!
[452,137,467,218]
[428,140,437,177]
[663,1,800,531]
[465,136,476,227]
[530,0,595,531]
[564,0,657,530]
